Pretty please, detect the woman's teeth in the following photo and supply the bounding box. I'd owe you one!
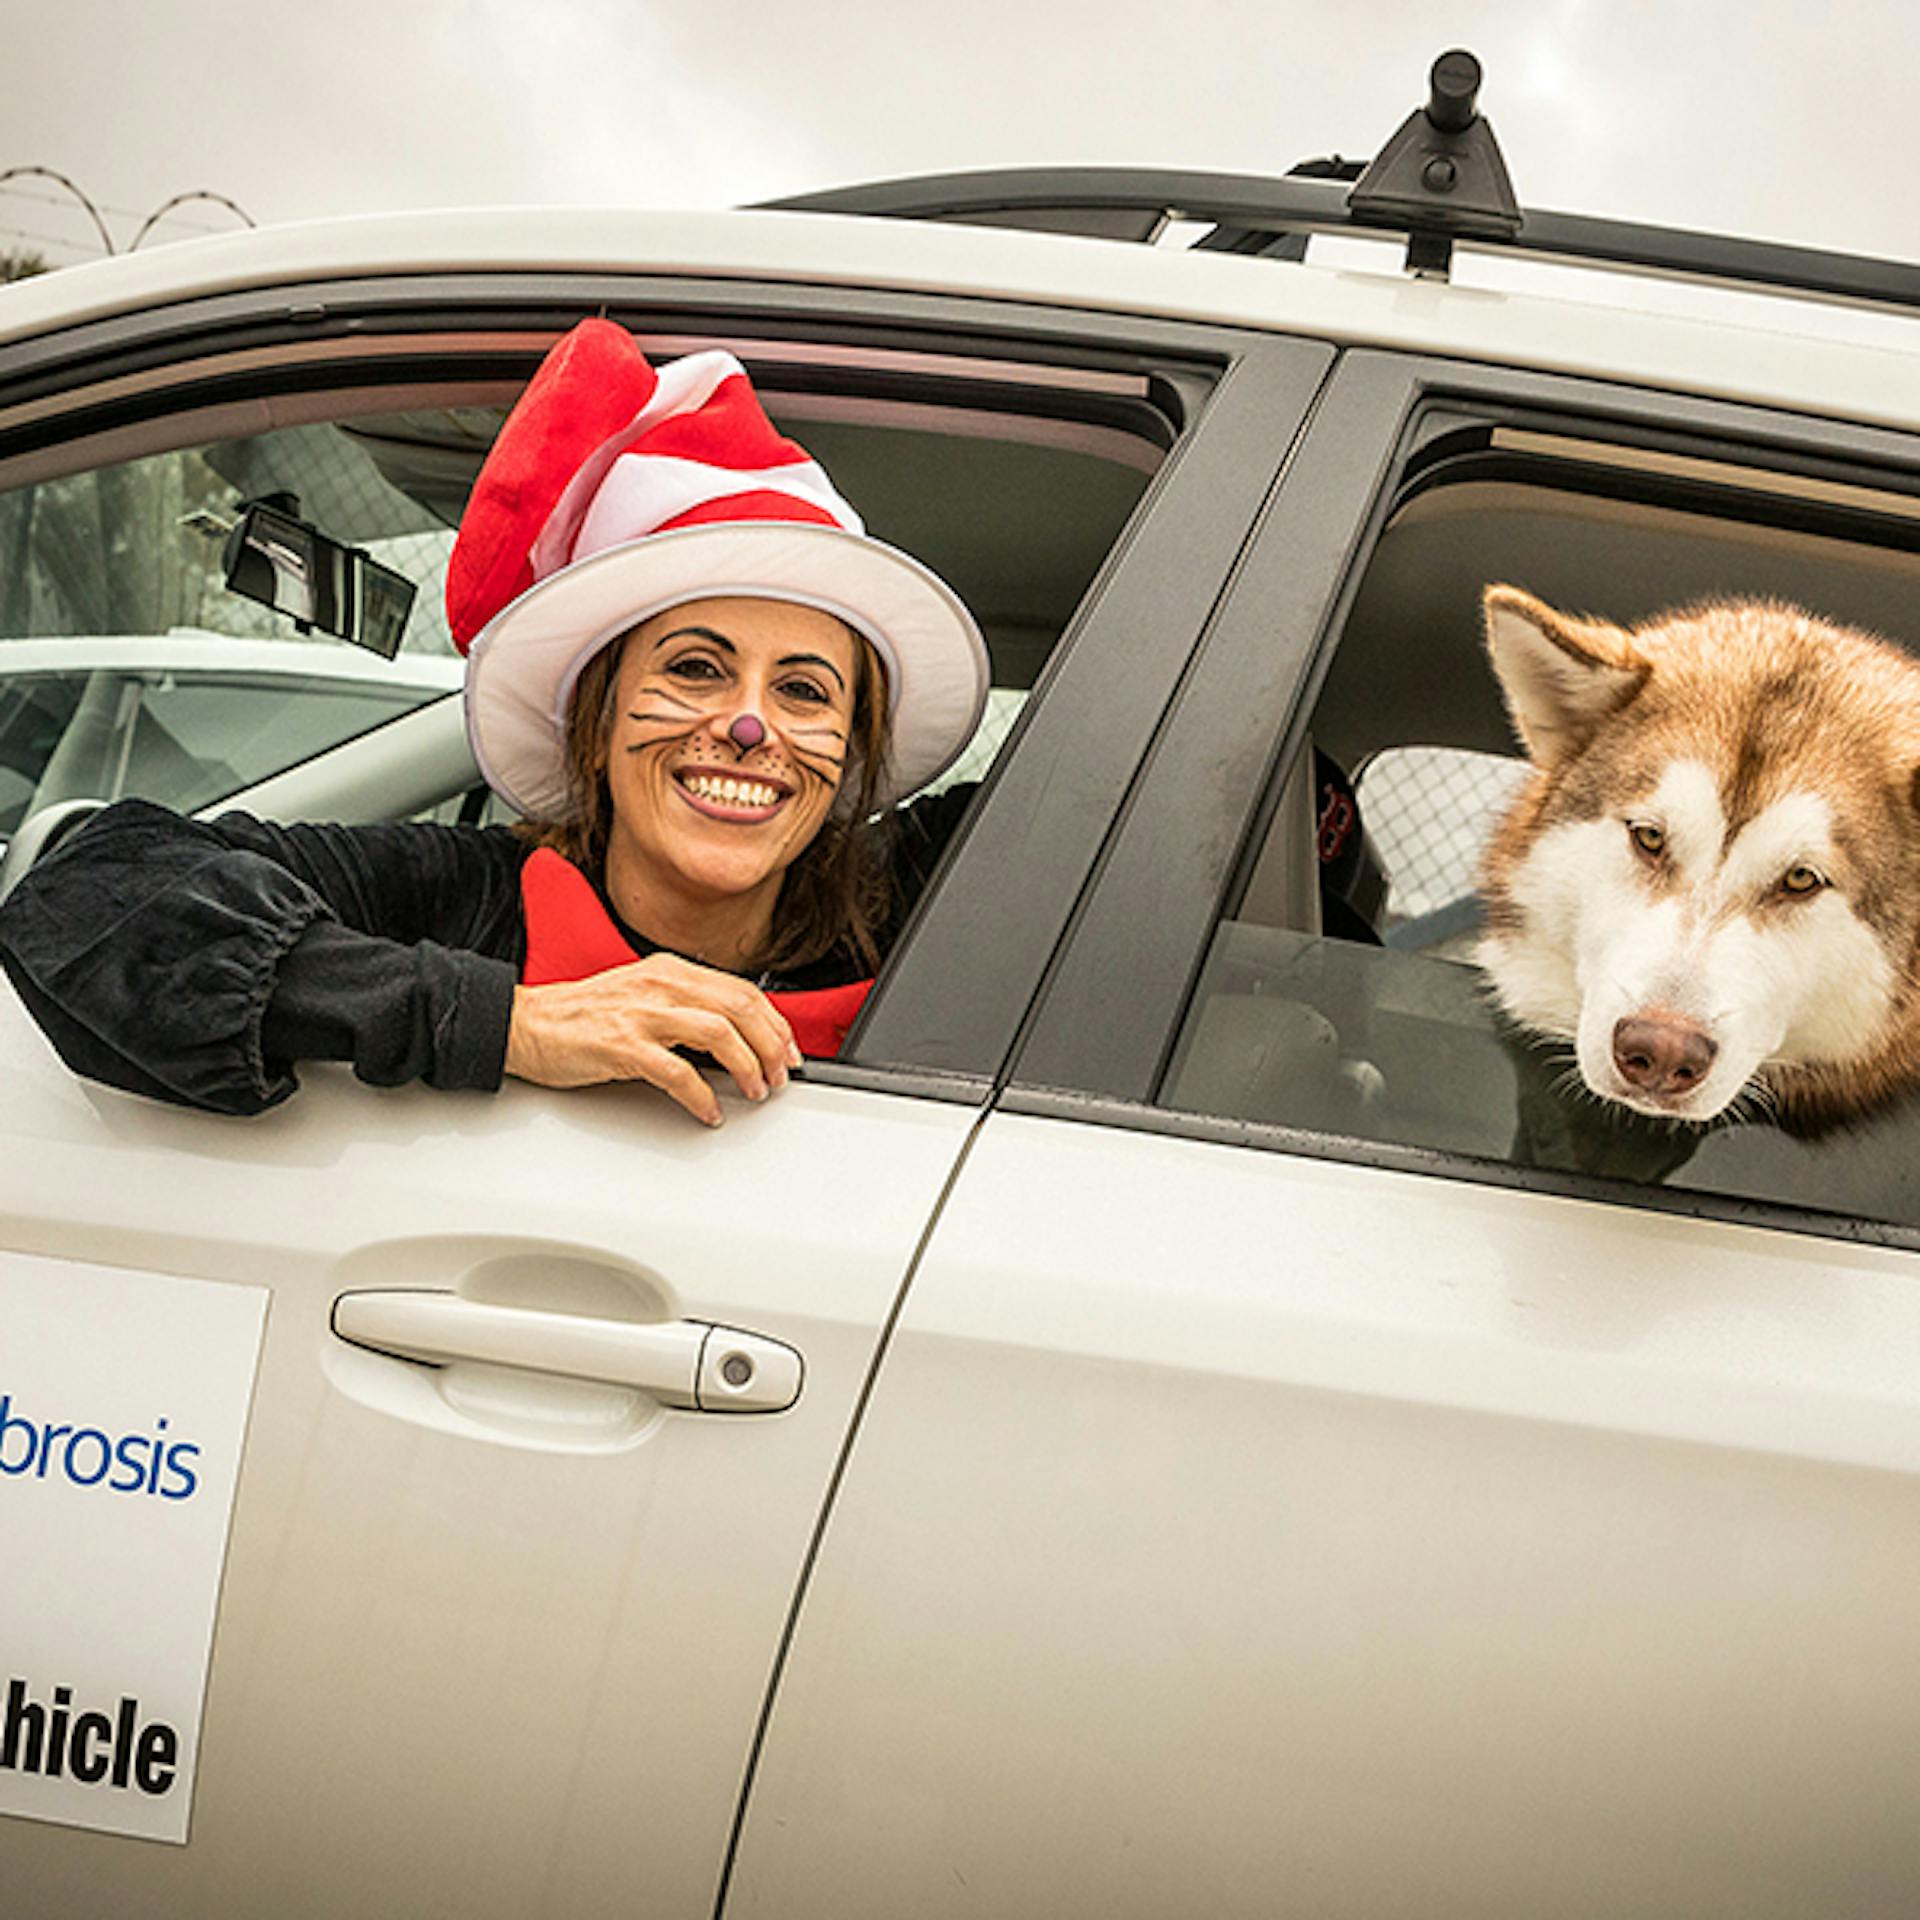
[682,772,782,808]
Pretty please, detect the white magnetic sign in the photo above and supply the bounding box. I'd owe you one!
[0,1251,266,1844]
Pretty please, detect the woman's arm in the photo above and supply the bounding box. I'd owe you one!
[0,800,525,1114]
[506,956,800,1127]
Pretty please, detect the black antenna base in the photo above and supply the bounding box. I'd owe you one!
[1348,49,1521,277]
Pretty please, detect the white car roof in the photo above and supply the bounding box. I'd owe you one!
[5,205,1920,438]
[0,634,464,690]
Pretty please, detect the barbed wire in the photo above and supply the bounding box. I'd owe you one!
[0,168,113,256]
[130,191,254,249]
[0,168,257,258]
[0,181,226,234]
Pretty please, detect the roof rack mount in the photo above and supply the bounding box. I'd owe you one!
[1346,49,1522,278]
[762,46,1920,323]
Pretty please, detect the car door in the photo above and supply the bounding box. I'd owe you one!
[0,255,1330,1916]
[730,353,1920,1918]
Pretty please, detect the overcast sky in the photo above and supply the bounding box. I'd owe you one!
[6,0,1919,266]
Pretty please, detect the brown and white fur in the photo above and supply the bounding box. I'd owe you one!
[1477,586,1920,1131]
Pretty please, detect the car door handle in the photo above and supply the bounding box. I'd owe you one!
[331,1290,802,1413]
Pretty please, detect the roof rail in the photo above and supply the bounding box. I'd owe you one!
[760,165,1920,323]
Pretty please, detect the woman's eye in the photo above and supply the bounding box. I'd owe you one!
[1629,821,1666,857]
[1781,864,1828,896]
[666,656,724,684]
[777,678,831,707]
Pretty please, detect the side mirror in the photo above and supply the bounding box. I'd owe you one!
[222,493,417,659]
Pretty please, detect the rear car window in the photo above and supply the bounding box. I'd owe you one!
[1159,424,1920,1240]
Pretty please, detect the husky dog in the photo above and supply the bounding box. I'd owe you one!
[1477,586,1920,1131]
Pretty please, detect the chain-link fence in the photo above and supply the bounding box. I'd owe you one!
[1356,744,1532,945]
[0,421,458,655]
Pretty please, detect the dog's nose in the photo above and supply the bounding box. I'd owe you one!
[1612,1014,1718,1098]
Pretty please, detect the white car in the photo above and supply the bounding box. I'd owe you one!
[0,634,461,855]
[6,56,1920,1919]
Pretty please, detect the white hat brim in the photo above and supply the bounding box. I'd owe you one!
[462,522,991,817]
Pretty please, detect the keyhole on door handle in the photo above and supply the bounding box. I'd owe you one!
[720,1352,755,1388]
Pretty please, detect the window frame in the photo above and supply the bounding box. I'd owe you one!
[0,266,1337,1097]
[1002,345,1920,1252]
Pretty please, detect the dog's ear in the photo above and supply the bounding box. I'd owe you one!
[1484,586,1649,768]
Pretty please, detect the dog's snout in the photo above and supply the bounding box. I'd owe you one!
[1612,1014,1718,1098]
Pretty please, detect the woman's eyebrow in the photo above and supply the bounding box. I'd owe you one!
[650,625,736,653]
[780,652,847,691]
[649,628,847,692]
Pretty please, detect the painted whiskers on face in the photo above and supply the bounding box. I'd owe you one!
[597,599,863,967]
[623,621,850,806]
[1477,589,1920,1131]
[781,720,849,777]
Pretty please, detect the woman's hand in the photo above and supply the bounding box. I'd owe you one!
[505,954,802,1126]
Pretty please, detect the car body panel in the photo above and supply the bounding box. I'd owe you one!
[732,1111,1920,1919]
[0,988,978,1918]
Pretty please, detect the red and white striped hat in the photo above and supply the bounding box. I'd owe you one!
[448,319,988,817]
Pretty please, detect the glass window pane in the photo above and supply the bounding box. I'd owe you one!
[1160,445,1920,1242]
[0,419,463,829]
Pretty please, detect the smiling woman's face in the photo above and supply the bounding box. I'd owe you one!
[601,596,862,918]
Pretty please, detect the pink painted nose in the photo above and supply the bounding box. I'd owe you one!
[728,713,766,751]
[1612,1014,1717,1097]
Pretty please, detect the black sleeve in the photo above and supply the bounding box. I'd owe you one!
[0,799,527,1115]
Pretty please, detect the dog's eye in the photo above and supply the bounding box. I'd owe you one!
[1780,864,1828,896]
[1628,822,1666,858]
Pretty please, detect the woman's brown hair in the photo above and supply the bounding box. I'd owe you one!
[520,621,897,975]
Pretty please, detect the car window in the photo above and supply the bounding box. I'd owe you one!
[0,421,465,833]
[1,380,1162,844]
[0,317,1188,955]
[1158,421,1920,1241]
